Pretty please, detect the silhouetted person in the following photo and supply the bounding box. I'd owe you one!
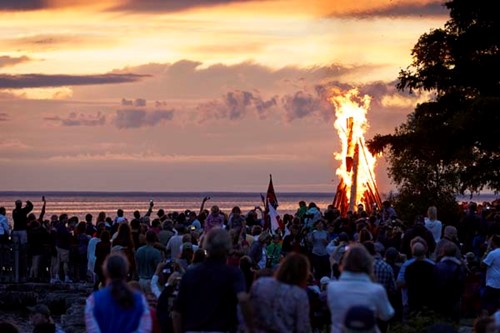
[12,199,33,283]
[172,228,253,333]
[401,215,436,258]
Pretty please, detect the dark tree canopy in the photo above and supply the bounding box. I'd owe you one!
[369,0,500,208]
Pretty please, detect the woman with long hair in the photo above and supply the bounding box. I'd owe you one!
[85,252,152,332]
[248,252,311,332]
[112,223,136,279]
[424,206,443,243]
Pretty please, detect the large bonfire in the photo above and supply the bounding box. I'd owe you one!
[331,88,382,216]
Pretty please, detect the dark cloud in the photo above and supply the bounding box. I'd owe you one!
[194,82,410,124]
[0,0,86,11]
[3,34,117,52]
[333,2,448,19]
[121,98,146,107]
[0,56,32,68]
[0,73,148,89]
[155,101,168,108]
[0,112,9,121]
[114,109,174,129]
[121,98,133,106]
[112,0,260,13]
[134,98,146,107]
[0,0,46,10]
[197,90,277,121]
[44,112,106,127]
[281,90,332,122]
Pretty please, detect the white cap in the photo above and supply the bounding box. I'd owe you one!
[320,276,331,285]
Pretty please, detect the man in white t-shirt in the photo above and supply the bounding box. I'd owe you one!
[482,235,500,314]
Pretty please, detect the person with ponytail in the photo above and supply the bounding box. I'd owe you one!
[85,252,152,333]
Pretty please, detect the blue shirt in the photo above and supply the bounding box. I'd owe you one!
[89,287,147,333]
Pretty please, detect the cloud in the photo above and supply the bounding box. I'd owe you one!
[73,60,362,101]
[134,98,146,107]
[281,90,332,122]
[112,0,260,13]
[0,112,10,121]
[0,0,88,11]
[0,56,32,68]
[47,152,298,163]
[332,2,447,19]
[114,109,174,129]
[121,98,146,107]
[121,98,133,106]
[3,33,117,51]
[197,90,277,121]
[44,112,106,126]
[0,73,148,89]
[68,60,420,127]
[0,0,46,10]
[190,79,418,125]
[0,139,31,150]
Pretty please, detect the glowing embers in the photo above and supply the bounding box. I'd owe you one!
[331,89,382,216]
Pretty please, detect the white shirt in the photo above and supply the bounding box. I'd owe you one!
[0,214,10,235]
[327,271,394,333]
[304,207,321,228]
[424,218,443,242]
[257,247,267,270]
[87,237,101,272]
[166,235,183,260]
[483,248,500,289]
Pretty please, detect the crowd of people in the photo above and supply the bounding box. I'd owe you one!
[0,196,499,333]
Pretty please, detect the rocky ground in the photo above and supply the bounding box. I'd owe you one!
[0,282,92,333]
[0,282,478,333]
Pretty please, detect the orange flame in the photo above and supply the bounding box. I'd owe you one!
[331,88,381,215]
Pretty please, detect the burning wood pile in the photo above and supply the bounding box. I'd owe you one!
[331,89,382,216]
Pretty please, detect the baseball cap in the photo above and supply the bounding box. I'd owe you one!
[344,305,376,333]
[27,304,51,317]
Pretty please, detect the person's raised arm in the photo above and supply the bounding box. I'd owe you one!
[24,200,34,214]
[38,196,46,222]
[145,200,154,218]
[199,196,210,215]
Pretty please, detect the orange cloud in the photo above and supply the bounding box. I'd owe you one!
[311,0,446,18]
[0,55,32,68]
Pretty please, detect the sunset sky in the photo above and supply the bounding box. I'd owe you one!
[0,0,449,193]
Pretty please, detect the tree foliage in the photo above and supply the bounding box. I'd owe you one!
[369,0,500,217]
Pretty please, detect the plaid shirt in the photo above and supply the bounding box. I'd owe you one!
[374,256,396,293]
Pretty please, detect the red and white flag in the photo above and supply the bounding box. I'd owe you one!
[265,174,283,233]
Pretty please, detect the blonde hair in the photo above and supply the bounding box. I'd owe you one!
[427,206,437,221]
